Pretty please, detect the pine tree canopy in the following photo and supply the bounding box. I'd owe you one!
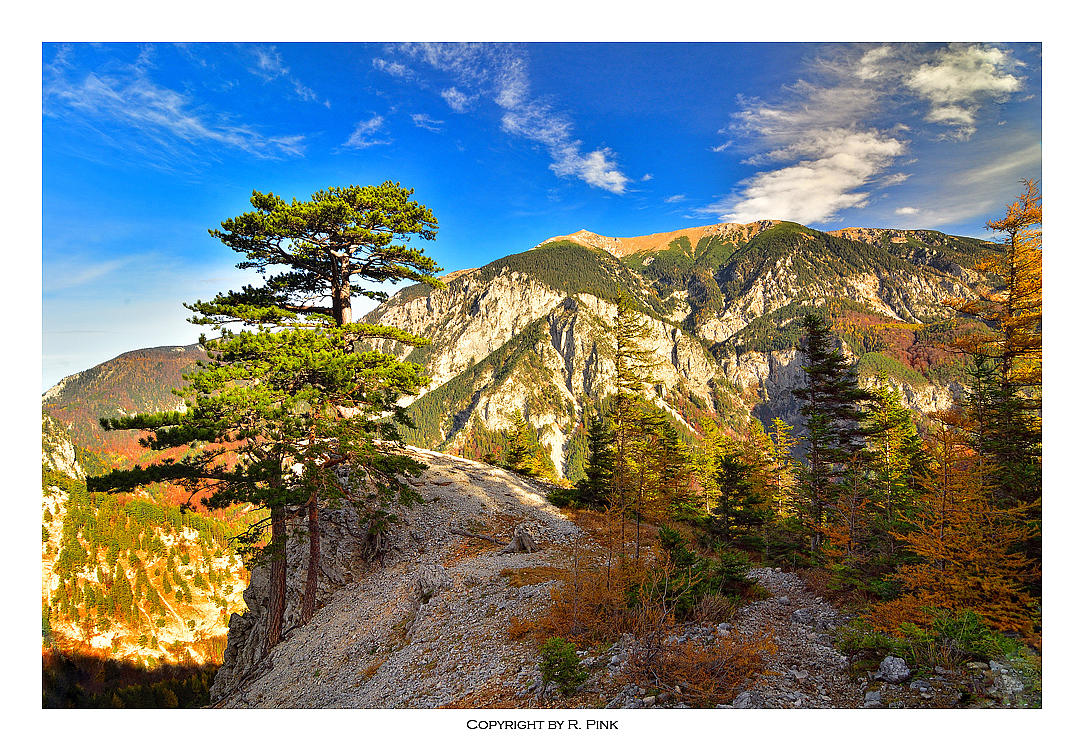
[193,182,443,328]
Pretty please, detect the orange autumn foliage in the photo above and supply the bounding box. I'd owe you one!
[871,410,1035,634]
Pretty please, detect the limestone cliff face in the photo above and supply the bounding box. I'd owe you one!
[720,348,960,430]
[374,271,566,397]
[696,248,979,344]
[359,222,988,477]
[366,271,732,477]
[42,412,84,480]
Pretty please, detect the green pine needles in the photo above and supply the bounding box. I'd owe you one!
[89,183,445,653]
[538,637,588,697]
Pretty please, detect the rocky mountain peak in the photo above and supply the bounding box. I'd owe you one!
[537,220,781,258]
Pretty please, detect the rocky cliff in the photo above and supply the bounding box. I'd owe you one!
[362,221,988,476]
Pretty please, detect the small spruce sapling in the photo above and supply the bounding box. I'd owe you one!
[538,637,588,697]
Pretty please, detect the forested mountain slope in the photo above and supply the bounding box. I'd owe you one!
[363,221,992,479]
[41,348,251,676]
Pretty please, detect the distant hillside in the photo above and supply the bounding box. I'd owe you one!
[41,344,252,674]
[42,344,206,468]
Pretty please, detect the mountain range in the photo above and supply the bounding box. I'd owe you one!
[361,220,991,480]
[43,220,993,481]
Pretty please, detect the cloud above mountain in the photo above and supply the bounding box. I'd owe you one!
[376,43,633,195]
[709,43,1029,225]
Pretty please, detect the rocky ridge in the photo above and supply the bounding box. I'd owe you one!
[538,221,779,258]
[208,447,1037,710]
[210,446,583,707]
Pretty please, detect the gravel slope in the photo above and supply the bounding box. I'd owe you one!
[210,447,1037,710]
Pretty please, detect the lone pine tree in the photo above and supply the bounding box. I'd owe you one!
[89,183,443,653]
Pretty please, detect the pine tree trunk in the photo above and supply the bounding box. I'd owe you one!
[265,506,287,654]
[301,491,320,624]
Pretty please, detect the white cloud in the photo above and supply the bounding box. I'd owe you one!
[344,115,391,149]
[42,52,307,161]
[714,130,907,224]
[249,44,327,106]
[391,43,633,194]
[440,87,473,113]
[907,45,1024,108]
[664,194,686,204]
[877,172,910,188]
[896,206,919,215]
[711,43,1028,225]
[411,113,443,132]
[551,147,631,194]
[250,45,288,81]
[373,58,410,77]
[852,43,1024,139]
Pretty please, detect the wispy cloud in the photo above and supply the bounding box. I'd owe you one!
[411,113,443,132]
[373,58,410,77]
[43,46,307,162]
[344,115,391,149]
[43,256,137,293]
[376,43,633,194]
[440,87,474,113]
[250,45,288,80]
[708,43,1028,225]
[247,44,330,107]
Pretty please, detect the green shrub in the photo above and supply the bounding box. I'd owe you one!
[653,526,757,619]
[923,610,1020,661]
[538,637,588,697]
[835,609,1022,670]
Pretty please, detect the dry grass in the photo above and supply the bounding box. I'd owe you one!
[361,655,387,681]
[628,628,777,707]
[688,593,742,624]
[500,566,568,587]
[507,614,539,641]
[442,683,531,709]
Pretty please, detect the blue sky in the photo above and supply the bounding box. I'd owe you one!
[41,41,1042,391]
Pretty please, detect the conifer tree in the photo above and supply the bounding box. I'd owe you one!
[503,410,537,475]
[568,411,614,509]
[887,410,1035,632]
[767,418,800,516]
[609,290,657,518]
[792,313,873,550]
[89,184,442,653]
[606,291,663,567]
[650,420,696,520]
[862,373,927,560]
[696,418,774,551]
[821,454,875,582]
[947,179,1041,391]
[945,181,1041,590]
